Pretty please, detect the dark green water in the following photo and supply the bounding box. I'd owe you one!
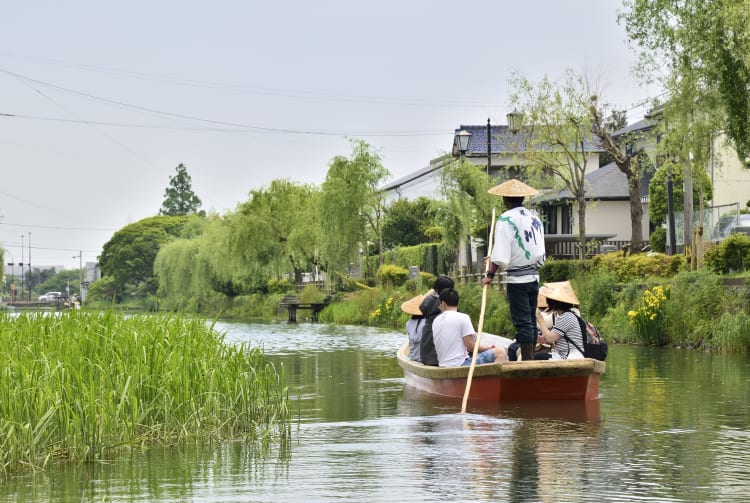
[2,320,749,502]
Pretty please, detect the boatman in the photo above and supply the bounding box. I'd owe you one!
[481,179,546,362]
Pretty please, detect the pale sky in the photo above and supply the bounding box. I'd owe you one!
[0,0,658,270]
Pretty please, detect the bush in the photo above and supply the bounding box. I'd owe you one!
[704,233,750,273]
[299,284,326,303]
[591,252,685,281]
[712,311,750,353]
[650,227,666,253]
[574,270,619,320]
[540,259,592,283]
[376,264,409,288]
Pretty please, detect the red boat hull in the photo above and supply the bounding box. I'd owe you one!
[398,344,604,401]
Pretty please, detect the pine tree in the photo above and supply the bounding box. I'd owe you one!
[159,163,204,216]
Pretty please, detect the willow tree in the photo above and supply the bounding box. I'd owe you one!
[439,157,493,272]
[319,140,389,278]
[228,179,320,288]
[508,70,597,260]
[620,0,750,163]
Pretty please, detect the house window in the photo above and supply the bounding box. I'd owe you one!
[541,206,557,234]
[561,205,572,234]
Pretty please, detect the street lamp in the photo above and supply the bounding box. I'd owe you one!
[455,129,472,157]
[73,252,83,298]
[507,110,523,134]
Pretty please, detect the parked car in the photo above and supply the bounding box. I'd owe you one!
[711,214,750,242]
[38,291,62,302]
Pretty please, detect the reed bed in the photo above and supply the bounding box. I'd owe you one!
[0,311,290,476]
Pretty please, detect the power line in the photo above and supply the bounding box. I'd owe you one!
[0,50,504,108]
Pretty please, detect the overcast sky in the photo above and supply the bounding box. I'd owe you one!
[0,0,659,270]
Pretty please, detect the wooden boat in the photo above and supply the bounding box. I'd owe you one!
[397,334,605,401]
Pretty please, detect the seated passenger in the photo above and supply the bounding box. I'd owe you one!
[535,281,585,360]
[418,275,455,366]
[401,294,425,361]
[432,288,507,367]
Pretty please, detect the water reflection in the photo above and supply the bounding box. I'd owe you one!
[1,321,749,502]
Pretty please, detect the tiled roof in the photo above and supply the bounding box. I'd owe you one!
[537,162,628,202]
[453,124,602,156]
[612,117,657,137]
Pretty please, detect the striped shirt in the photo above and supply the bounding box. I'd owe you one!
[550,311,585,359]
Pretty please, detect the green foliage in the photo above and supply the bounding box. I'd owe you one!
[539,258,592,282]
[662,270,735,346]
[0,311,290,474]
[376,264,409,288]
[35,269,84,298]
[454,284,515,337]
[424,226,444,242]
[591,252,685,281]
[574,270,619,320]
[267,278,293,294]
[648,164,712,224]
[712,311,750,353]
[299,284,326,304]
[627,284,670,345]
[404,272,434,295]
[704,233,750,273]
[99,215,194,299]
[319,140,390,275]
[368,295,400,327]
[368,243,449,277]
[231,179,321,284]
[382,197,438,248]
[159,163,204,216]
[438,159,493,264]
[620,0,750,161]
[650,227,666,253]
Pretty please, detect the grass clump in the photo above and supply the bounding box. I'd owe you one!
[0,310,290,476]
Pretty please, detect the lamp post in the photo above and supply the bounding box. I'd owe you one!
[486,118,491,176]
[506,110,523,134]
[455,129,472,158]
[19,235,24,301]
[6,260,14,305]
[73,251,83,298]
[27,232,31,302]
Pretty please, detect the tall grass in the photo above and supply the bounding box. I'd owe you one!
[0,311,290,476]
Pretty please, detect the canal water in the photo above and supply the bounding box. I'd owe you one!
[2,320,749,502]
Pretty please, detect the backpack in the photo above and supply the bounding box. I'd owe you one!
[563,314,608,361]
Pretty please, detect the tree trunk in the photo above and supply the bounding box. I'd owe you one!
[577,192,587,260]
[628,173,644,252]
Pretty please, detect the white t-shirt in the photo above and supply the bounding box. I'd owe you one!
[432,310,476,367]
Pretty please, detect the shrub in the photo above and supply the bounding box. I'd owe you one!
[376,264,409,288]
[704,233,750,273]
[267,278,293,294]
[591,252,685,281]
[575,270,619,320]
[540,259,591,283]
[299,284,326,303]
[650,227,666,253]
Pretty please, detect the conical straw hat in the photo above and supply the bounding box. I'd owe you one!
[400,294,425,316]
[539,280,579,306]
[488,178,539,197]
[537,290,548,309]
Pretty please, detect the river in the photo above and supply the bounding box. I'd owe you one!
[2,320,749,502]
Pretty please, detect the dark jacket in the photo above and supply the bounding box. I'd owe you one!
[418,293,442,366]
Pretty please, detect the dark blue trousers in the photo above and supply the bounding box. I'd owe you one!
[506,281,539,345]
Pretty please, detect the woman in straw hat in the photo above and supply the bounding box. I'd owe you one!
[401,294,426,361]
[535,281,585,360]
[481,179,546,362]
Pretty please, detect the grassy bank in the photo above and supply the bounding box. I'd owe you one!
[0,311,290,476]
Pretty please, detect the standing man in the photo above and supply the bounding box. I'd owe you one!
[481,179,545,362]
